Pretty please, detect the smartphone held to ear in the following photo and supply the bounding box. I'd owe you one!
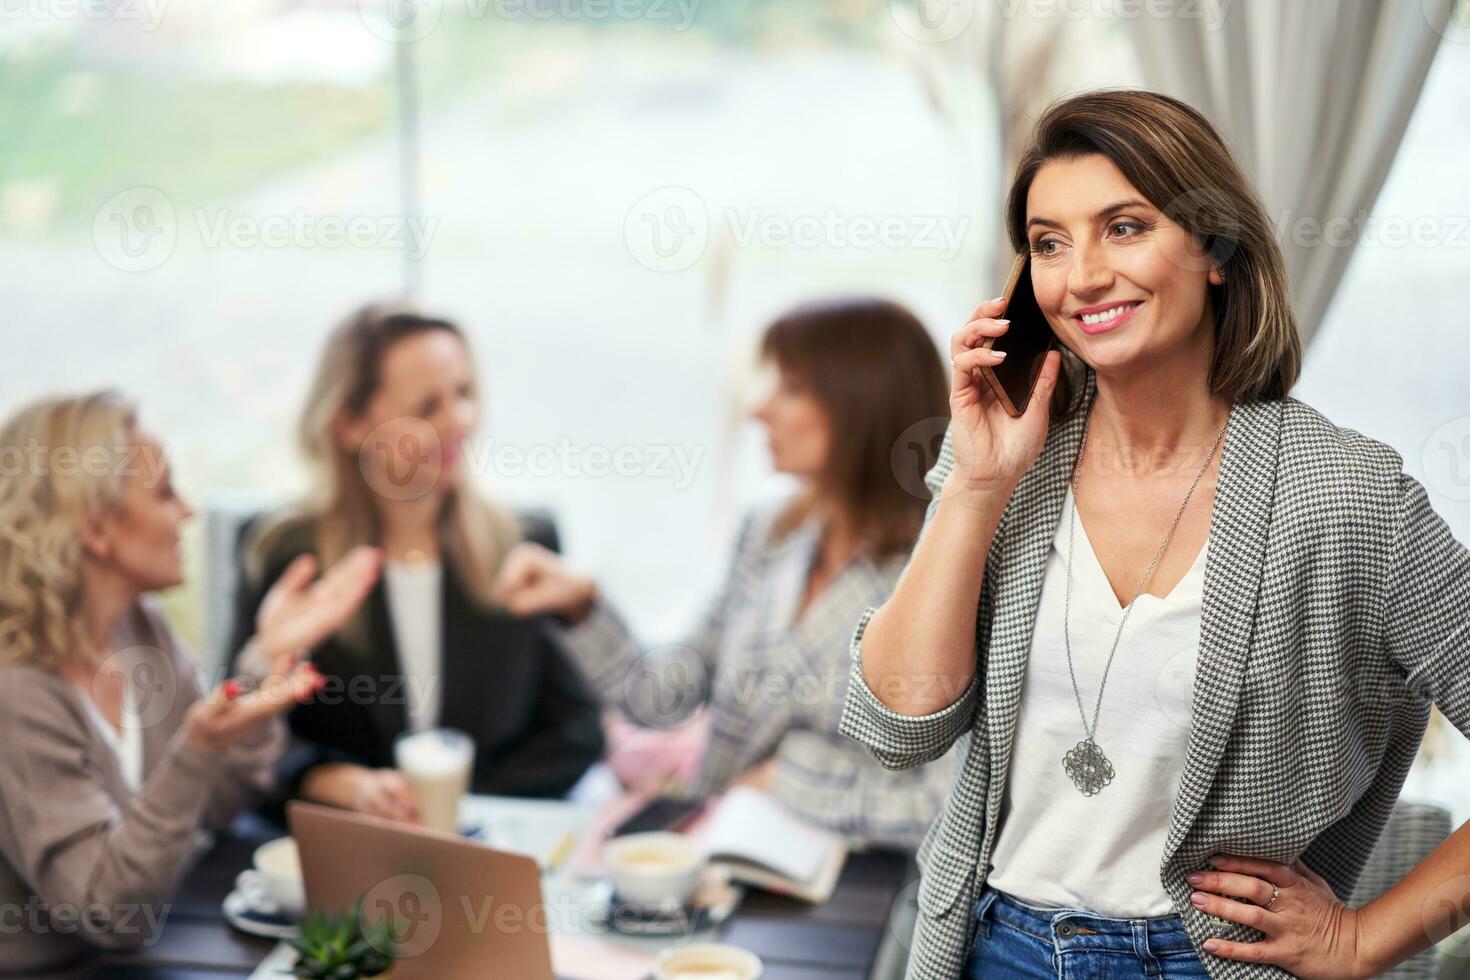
[976,253,1057,418]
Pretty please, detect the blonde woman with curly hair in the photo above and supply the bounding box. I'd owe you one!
[0,391,379,975]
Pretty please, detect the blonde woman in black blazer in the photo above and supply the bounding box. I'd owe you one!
[231,304,604,821]
[843,90,1469,979]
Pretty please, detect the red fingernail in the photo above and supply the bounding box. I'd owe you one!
[223,680,241,701]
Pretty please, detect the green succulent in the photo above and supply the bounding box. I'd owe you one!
[284,899,400,979]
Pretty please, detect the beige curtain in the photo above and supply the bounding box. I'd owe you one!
[891,0,1452,342]
[886,4,1141,288]
[1130,0,1454,344]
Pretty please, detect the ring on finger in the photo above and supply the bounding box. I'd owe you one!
[1263,884,1279,910]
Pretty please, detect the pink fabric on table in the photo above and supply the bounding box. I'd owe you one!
[602,708,711,793]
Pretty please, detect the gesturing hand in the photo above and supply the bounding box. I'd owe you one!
[184,657,324,752]
[1190,853,1373,979]
[256,546,382,660]
[492,542,597,623]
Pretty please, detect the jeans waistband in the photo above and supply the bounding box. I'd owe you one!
[972,882,1197,958]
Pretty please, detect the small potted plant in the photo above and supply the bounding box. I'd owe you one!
[285,901,400,979]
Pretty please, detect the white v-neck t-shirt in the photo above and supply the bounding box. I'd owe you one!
[985,483,1209,917]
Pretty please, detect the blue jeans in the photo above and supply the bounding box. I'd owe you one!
[964,883,1211,979]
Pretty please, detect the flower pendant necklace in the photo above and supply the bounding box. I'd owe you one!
[1060,398,1229,796]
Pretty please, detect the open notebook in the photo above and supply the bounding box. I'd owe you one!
[696,787,847,904]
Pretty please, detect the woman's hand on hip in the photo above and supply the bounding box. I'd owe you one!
[947,297,1063,494]
[1188,853,1375,979]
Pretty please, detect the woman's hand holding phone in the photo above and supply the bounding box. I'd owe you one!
[948,295,1062,496]
[854,291,1062,716]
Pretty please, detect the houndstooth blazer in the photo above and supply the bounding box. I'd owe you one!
[840,365,1470,979]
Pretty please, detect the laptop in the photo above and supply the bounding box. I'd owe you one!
[287,801,556,980]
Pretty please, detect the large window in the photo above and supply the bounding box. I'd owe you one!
[5,0,1466,818]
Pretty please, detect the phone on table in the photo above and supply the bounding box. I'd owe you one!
[610,796,706,838]
[975,252,1057,417]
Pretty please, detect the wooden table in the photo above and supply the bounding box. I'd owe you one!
[64,814,913,980]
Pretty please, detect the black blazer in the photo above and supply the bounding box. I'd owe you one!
[227,511,604,811]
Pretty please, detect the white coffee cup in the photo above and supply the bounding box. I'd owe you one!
[237,836,305,919]
[653,942,763,980]
[604,831,705,909]
[394,728,475,835]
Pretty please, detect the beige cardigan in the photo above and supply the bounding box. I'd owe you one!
[0,599,284,975]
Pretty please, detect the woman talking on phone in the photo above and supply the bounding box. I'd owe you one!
[0,392,378,975]
[841,89,1470,979]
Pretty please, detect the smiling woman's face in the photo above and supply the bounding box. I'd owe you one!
[339,328,479,501]
[1025,153,1223,370]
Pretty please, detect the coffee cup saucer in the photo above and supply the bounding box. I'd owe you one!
[222,872,301,940]
[595,877,743,937]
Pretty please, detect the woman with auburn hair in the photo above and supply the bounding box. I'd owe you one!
[0,391,377,975]
[231,303,604,821]
[493,297,959,849]
[841,88,1470,979]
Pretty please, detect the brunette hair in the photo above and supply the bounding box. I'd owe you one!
[1006,88,1302,421]
[760,297,949,561]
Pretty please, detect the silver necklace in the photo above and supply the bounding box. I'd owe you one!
[1059,400,1229,796]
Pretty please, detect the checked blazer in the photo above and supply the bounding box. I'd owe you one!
[840,365,1470,979]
